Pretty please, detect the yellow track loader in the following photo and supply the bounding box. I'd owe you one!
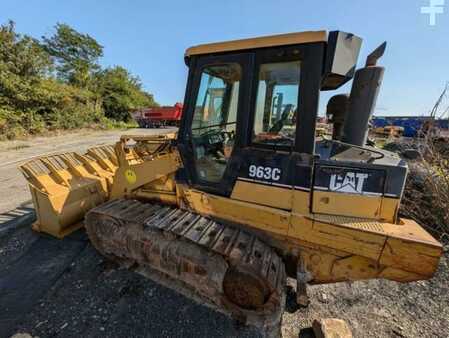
[20,31,442,336]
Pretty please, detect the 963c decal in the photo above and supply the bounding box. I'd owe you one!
[248,165,281,181]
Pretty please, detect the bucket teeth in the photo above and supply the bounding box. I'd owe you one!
[19,145,119,238]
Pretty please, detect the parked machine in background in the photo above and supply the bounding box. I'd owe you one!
[372,125,404,138]
[372,116,449,138]
[132,102,183,128]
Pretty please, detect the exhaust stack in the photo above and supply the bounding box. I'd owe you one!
[342,42,387,146]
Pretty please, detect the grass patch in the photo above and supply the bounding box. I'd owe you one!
[6,144,30,151]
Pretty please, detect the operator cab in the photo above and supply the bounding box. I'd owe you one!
[177,31,406,219]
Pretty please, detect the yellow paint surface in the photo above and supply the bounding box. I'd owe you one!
[231,180,292,210]
[312,191,382,219]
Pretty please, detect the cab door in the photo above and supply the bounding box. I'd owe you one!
[177,53,253,196]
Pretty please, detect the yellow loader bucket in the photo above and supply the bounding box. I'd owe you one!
[19,134,178,239]
[19,146,118,238]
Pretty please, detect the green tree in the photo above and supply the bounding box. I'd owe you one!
[0,21,103,138]
[95,66,157,121]
[0,20,54,136]
[0,20,53,79]
[41,23,103,87]
[0,20,158,139]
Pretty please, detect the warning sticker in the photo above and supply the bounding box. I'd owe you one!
[125,169,137,184]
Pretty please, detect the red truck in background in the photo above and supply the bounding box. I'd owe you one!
[131,103,183,128]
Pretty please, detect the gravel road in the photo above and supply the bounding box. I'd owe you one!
[0,129,447,338]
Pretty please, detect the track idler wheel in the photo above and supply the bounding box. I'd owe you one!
[223,268,270,310]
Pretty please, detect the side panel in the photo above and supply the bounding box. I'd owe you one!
[379,197,399,223]
[230,147,295,210]
[312,191,382,219]
[231,180,292,210]
[183,188,290,236]
[291,189,310,215]
[312,164,385,219]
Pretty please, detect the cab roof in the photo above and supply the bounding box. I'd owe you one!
[185,31,327,57]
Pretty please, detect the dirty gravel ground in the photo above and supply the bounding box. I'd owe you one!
[0,129,448,338]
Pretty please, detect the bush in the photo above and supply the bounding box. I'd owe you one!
[400,138,449,242]
[0,69,103,137]
[100,118,138,130]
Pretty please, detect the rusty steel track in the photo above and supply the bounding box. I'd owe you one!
[85,199,286,337]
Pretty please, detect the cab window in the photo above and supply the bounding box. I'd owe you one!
[252,61,300,147]
[191,63,240,183]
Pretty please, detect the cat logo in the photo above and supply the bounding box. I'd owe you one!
[329,172,368,194]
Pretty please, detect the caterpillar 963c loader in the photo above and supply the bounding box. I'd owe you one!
[20,31,442,336]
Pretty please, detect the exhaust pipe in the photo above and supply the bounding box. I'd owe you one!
[342,42,387,146]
